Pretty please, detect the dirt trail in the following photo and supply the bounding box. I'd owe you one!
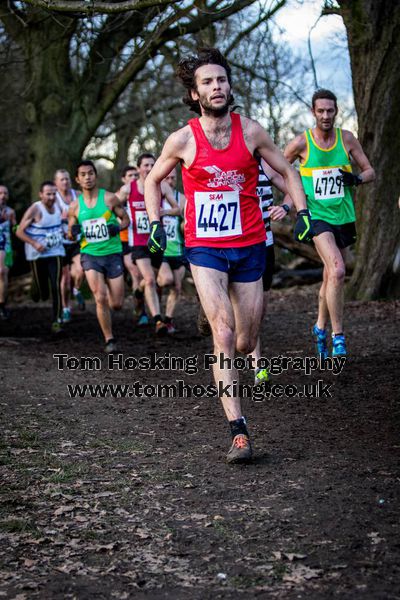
[1,286,399,599]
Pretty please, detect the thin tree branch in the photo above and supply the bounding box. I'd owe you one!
[307,15,321,89]
[21,0,182,14]
[94,0,258,125]
[230,60,310,108]
[225,0,286,56]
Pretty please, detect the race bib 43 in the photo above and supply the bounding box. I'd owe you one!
[135,211,150,234]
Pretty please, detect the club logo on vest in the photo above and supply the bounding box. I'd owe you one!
[204,166,245,191]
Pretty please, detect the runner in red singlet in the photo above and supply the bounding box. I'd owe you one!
[145,48,310,463]
[118,153,180,335]
[116,165,148,325]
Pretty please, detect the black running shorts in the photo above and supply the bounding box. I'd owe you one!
[312,220,356,249]
[262,245,275,291]
[131,245,163,269]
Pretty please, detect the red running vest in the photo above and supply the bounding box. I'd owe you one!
[182,112,265,248]
[127,180,150,247]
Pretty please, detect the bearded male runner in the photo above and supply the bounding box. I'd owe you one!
[285,89,375,359]
[145,48,312,463]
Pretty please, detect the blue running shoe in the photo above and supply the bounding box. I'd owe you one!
[138,313,149,326]
[74,289,86,311]
[332,334,347,357]
[62,307,72,323]
[312,324,329,361]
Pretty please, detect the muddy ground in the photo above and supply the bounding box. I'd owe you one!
[0,284,399,599]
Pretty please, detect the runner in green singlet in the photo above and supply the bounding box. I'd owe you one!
[68,160,130,353]
[0,185,16,320]
[156,168,186,334]
[285,89,375,358]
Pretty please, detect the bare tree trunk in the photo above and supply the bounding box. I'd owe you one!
[338,0,400,299]
[3,0,265,200]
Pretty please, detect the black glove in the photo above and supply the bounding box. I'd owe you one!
[294,209,315,243]
[71,223,82,239]
[107,223,120,237]
[148,221,166,254]
[338,169,362,187]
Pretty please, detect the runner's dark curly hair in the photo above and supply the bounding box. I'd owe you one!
[176,48,234,115]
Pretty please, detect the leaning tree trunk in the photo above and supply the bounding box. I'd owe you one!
[338,0,400,299]
[23,16,90,195]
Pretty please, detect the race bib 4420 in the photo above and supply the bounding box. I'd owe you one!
[194,191,242,238]
[82,217,109,243]
[312,167,345,200]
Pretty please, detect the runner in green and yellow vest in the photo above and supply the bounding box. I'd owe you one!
[285,89,375,359]
[156,167,187,334]
[68,160,130,353]
[0,184,16,320]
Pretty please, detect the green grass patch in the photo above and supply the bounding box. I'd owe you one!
[47,463,88,483]
[0,518,41,536]
[14,428,41,449]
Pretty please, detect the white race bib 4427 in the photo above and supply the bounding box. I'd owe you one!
[194,191,242,238]
[312,167,345,200]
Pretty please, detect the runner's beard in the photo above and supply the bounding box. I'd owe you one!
[199,94,232,117]
[317,118,335,132]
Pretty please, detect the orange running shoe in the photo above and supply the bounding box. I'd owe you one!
[226,434,253,464]
[155,320,168,336]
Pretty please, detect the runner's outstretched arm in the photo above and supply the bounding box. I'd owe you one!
[16,206,45,252]
[145,132,185,223]
[105,193,130,230]
[249,121,307,212]
[342,131,375,183]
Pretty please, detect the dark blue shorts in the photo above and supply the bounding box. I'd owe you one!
[186,243,266,283]
[81,252,124,279]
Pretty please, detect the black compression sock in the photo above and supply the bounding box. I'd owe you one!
[229,417,249,439]
[164,316,172,324]
[153,314,162,324]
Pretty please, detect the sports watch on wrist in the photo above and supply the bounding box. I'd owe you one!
[282,204,290,214]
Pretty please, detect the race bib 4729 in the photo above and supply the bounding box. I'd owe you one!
[194,191,242,238]
[312,167,345,200]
